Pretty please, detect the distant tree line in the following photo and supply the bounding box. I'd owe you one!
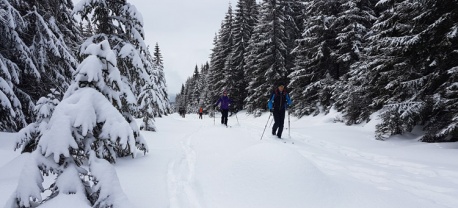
[176,0,458,142]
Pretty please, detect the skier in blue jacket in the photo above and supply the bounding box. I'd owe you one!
[214,90,232,126]
[268,84,292,138]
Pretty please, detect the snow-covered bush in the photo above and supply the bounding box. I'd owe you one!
[15,90,60,153]
[375,101,426,140]
[7,41,145,207]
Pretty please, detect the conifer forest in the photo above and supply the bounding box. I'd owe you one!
[176,0,458,142]
[1,0,458,206]
[0,0,171,133]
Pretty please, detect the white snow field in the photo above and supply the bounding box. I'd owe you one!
[1,110,458,207]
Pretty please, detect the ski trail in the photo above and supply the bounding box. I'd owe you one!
[286,131,458,208]
[167,124,203,208]
[159,113,458,208]
[234,112,458,207]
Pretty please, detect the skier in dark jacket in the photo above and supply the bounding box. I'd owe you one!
[214,90,232,126]
[268,84,292,138]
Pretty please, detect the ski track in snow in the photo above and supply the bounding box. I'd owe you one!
[167,124,203,208]
[155,116,458,208]
[207,114,458,208]
[287,130,458,208]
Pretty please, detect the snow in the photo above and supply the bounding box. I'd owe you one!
[38,194,91,208]
[2,110,458,207]
[89,154,133,207]
[0,77,15,115]
[40,88,137,163]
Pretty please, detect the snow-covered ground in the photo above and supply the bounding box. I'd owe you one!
[1,110,458,207]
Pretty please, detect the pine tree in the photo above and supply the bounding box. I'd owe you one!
[8,40,139,207]
[74,0,151,152]
[283,0,305,80]
[187,77,196,113]
[346,0,427,138]
[14,0,81,113]
[329,0,377,124]
[189,65,201,113]
[74,0,150,114]
[333,0,375,74]
[176,84,187,114]
[1,0,81,131]
[137,48,158,131]
[0,0,30,131]
[153,43,171,116]
[209,5,234,100]
[231,0,258,111]
[288,0,341,116]
[208,34,223,108]
[411,0,458,142]
[15,90,61,153]
[245,0,289,112]
[199,63,212,110]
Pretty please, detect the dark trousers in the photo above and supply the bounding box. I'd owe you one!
[199,113,203,119]
[221,109,229,125]
[272,110,286,137]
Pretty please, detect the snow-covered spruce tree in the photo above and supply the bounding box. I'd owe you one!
[0,0,38,131]
[231,0,258,111]
[346,0,432,138]
[282,0,305,82]
[15,90,61,153]
[0,55,25,131]
[411,0,458,142]
[375,102,427,140]
[68,40,148,156]
[74,0,150,116]
[209,5,234,101]
[189,65,201,113]
[207,34,223,109]
[138,44,170,119]
[332,0,376,79]
[175,84,187,113]
[244,0,289,113]
[289,0,376,118]
[137,49,157,131]
[243,19,263,113]
[152,43,171,116]
[7,40,143,207]
[329,0,377,124]
[183,78,193,113]
[12,0,81,120]
[221,4,244,113]
[198,63,212,110]
[136,43,170,130]
[74,0,156,147]
[195,65,208,110]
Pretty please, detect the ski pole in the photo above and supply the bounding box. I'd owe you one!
[213,107,216,125]
[288,109,291,138]
[235,111,240,125]
[260,113,272,140]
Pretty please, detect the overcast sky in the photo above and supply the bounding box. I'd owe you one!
[73,0,238,97]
